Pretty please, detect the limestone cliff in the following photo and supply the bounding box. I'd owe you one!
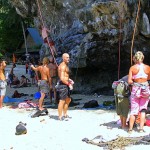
[10,0,150,95]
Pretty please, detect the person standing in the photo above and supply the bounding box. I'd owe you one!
[0,60,7,109]
[48,56,58,104]
[30,57,52,117]
[112,75,130,129]
[8,63,16,87]
[128,51,150,133]
[25,62,29,74]
[57,53,74,120]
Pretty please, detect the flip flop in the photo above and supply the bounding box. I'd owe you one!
[128,129,133,134]
[41,108,49,115]
[63,115,72,119]
[138,129,145,133]
[31,110,42,118]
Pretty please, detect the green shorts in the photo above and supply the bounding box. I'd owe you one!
[115,96,130,118]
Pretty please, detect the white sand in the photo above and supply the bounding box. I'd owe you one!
[0,65,150,150]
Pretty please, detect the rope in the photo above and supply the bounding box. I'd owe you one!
[118,16,122,80]
[36,0,58,66]
[130,0,141,66]
[50,0,56,34]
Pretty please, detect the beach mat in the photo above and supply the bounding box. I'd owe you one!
[4,96,24,103]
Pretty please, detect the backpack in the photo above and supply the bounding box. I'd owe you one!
[83,100,99,108]
[113,81,129,98]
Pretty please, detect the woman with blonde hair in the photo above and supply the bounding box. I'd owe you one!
[128,51,150,133]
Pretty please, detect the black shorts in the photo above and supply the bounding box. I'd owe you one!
[56,82,70,100]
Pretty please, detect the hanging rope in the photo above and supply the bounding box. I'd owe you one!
[36,0,58,66]
[118,16,122,80]
[130,0,141,66]
[50,0,56,34]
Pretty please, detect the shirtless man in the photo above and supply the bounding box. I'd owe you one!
[48,56,58,104]
[57,53,74,120]
[31,57,52,117]
[0,60,7,108]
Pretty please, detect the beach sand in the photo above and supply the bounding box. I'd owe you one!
[0,65,150,150]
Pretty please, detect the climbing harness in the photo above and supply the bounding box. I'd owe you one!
[36,0,58,66]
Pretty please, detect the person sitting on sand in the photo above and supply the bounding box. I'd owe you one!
[19,75,28,87]
[11,75,20,86]
[13,75,27,88]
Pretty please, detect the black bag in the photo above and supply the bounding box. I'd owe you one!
[83,100,99,108]
[15,122,27,135]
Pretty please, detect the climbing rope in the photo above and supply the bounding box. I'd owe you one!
[49,0,56,34]
[118,15,122,80]
[130,0,141,66]
[36,0,58,66]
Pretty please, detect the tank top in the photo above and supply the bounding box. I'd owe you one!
[132,63,148,79]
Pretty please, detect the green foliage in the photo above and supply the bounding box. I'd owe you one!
[0,0,33,53]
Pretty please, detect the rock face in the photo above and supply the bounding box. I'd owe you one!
[10,0,150,95]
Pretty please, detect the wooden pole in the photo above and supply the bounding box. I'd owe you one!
[21,21,29,60]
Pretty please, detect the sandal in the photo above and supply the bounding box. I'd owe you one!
[63,115,72,119]
[138,129,145,133]
[31,110,42,118]
[41,108,49,115]
[128,129,133,134]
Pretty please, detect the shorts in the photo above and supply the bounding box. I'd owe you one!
[115,96,129,118]
[0,80,7,96]
[8,74,13,83]
[51,77,57,89]
[39,80,49,94]
[56,81,70,100]
[130,85,150,115]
